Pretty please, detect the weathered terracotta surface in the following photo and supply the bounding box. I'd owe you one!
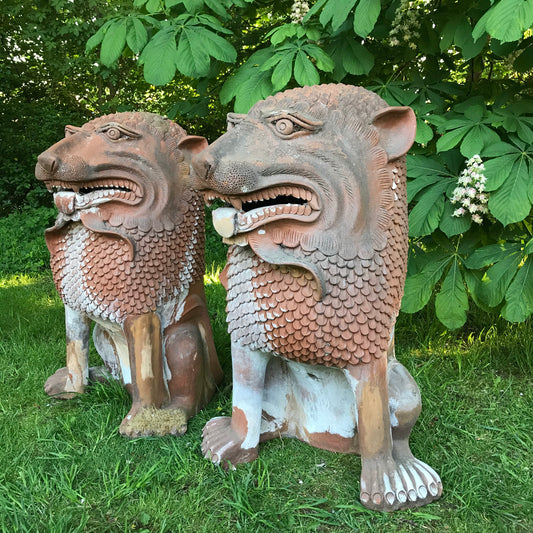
[194,85,442,511]
[36,112,222,437]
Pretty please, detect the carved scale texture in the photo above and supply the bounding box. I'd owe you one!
[225,163,408,368]
[49,190,205,325]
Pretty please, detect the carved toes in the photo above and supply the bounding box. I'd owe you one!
[201,416,257,468]
[398,458,443,505]
[44,367,85,399]
[360,456,442,512]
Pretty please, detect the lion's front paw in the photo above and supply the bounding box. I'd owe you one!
[44,367,85,399]
[201,416,257,468]
[396,456,442,508]
[119,406,187,438]
[359,455,442,512]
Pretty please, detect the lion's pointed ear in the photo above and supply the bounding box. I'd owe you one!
[178,135,208,154]
[372,106,416,161]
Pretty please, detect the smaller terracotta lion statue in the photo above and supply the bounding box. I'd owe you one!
[193,85,442,511]
[35,112,222,437]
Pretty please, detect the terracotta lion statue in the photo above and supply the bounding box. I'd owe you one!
[35,112,222,437]
[193,85,442,511]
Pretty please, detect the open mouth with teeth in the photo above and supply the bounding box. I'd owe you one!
[46,178,142,214]
[203,185,320,238]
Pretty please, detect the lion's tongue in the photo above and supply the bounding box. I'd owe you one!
[54,191,77,215]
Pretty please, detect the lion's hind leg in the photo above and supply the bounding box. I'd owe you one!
[45,306,90,399]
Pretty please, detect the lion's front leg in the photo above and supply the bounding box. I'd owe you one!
[119,313,176,437]
[45,305,90,399]
[347,354,441,511]
[202,343,270,467]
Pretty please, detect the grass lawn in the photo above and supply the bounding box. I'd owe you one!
[0,272,531,532]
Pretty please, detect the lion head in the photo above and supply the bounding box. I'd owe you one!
[194,84,416,298]
[36,111,207,258]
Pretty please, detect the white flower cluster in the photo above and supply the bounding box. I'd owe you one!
[389,0,431,50]
[451,155,489,225]
[290,1,309,24]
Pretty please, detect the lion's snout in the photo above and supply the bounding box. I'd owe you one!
[194,148,259,195]
[35,147,90,184]
[37,151,58,175]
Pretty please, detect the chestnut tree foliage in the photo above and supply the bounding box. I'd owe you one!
[88,0,533,327]
[5,1,533,327]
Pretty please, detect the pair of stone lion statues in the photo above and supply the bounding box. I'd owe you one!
[35,84,442,512]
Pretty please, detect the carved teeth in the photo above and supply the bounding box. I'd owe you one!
[231,197,243,210]
[309,196,319,210]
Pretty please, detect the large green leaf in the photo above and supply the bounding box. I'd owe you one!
[302,44,334,72]
[100,19,127,66]
[454,17,486,60]
[482,141,518,157]
[341,39,374,75]
[477,251,523,307]
[460,125,485,157]
[407,174,446,202]
[415,119,434,145]
[146,0,163,13]
[437,125,471,152]
[139,26,178,84]
[488,157,531,225]
[408,180,449,236]
[472,0,533,43]
[176,27,211,77]
[353,0,380,37]
[501,256,533,322]
[86,20,113,53]
[220,49,275,112]
[466,242,523,269]
[402,254,452,313]
[196,13,233,34]
[439,200,472,237]
[268,24,298,46]
[483,153,519,191]
[460,125,500,157]
[293,50,320,86]
[435,258,469,329]
[271,50,296,91]
[407,154,448,178]
[190,26,236,63]
[514,41,533,72]
[127,17,148,55]
[205,0,230,19]
[319,0,357,31]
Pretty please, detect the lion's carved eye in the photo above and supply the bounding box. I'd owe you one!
[273,118,298,135]
[106,127,122,140]
[267,113,322,139]
[96,123,141,141]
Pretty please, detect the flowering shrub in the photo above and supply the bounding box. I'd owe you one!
[451,155,489,225]
[290,1,310,24]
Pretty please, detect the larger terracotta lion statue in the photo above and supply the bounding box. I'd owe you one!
[35,112,222,437]
[193,85,442,511]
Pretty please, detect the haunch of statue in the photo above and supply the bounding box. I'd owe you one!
[35,112,222,437]
[193,85,442,511]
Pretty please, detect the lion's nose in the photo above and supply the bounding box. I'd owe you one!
[37,151,58,174]
[192,151,214,183]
